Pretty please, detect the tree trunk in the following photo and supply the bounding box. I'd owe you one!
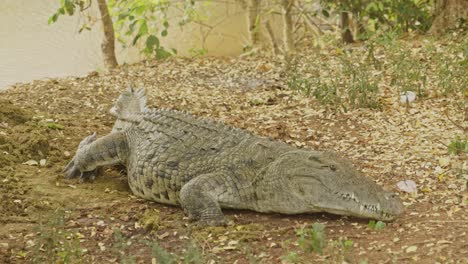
[341,11,354,44]
[247,0,261,47]
[280,0,295,53]
[265,20,279,55]
[429,0,468,35]
[96,0,118,69]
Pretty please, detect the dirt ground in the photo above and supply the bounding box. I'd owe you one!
[0,46,466,263]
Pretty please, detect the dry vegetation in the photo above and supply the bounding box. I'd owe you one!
[0,35,466,263]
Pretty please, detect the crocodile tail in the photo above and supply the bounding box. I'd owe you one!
[110,85,147,132]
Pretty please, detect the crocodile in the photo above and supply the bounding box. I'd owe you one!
[64,87,404,226]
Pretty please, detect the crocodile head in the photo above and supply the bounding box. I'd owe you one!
[110,86,147,132]
[257,150,404,221]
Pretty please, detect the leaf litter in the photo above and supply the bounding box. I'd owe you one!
[0,37,466,263]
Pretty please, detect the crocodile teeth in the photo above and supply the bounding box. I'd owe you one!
[359,205,364,211]
[377,203,381,211]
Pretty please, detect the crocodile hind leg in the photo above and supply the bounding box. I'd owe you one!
[64,132,128,181]
[180,173,230,226]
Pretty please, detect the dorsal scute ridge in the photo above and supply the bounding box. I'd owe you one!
[139,108,250,139]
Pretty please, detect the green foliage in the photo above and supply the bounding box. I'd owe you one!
[388,44,428,97]
[49,0,202,59]
[113,229,136,264]
[282,224,357,262]
[182,240,205,264]
[368,220,386,230]
[30,208,84,263]
[286,63,314,96]
[44,122,65,130]
[448,136,468,155]
[148,241,176,264]
[189,48,208,58]
[327,238,355,263]
[281,251,300,263]
[108,0,181,59]
[287,53,381,111]
[312,78,342,107]
[146,239,204,264]
[48,0,85,24]
[320,0,433,38]
[340,54,382,109]
[296,223,327,255]
[433,39,467,96]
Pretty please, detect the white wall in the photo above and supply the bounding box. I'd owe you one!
[0,0,249,90]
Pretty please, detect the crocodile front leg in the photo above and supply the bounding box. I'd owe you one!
[179,173,230,226]
[64,132,128,181]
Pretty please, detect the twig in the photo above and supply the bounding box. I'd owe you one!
[444,109,467,132]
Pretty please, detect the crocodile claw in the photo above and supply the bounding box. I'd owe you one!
[63,159,80,178]
[63,160,97,181]
[63,132,98,180]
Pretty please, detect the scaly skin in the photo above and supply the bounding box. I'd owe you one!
[65,87,405,226]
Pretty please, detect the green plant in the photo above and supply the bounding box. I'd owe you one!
[341,55,382,109]
[296,223,327,255]
[147,241,176,264]
[189,48,208,58]
[108,0,179,59]
[113,229,136,264]
[328,238,355,263]
[48,0,204,60]
[388,44,428,97]
[320,0,433,39]
[30,208,84,263]
[448,136,468,155]
[312,78,342,107]
[43,122,65,130]
[281,251,301,263]
[182,240,205,264]
[368,220,386,230]
[286,64,314,96]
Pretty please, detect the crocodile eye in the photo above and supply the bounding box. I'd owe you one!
[329,164,336,171]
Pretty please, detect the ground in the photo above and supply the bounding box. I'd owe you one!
[0,39,466,264]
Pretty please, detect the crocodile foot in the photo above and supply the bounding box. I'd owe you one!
[63,132,98,181]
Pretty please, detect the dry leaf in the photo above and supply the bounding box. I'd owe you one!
[22,160,38,166]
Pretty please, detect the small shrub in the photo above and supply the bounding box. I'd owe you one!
[286,64,314,96]
[341,56,382,109]
[312,78,342,107]
[448,136,468,155]
[368,220,386,230]
[30,208,83,264]
[281,251,300,263]
[328,239,355,263]
[183,240,205,264]
[147,241,176,264]
[296,223,326,255]
[113,229,136,264]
